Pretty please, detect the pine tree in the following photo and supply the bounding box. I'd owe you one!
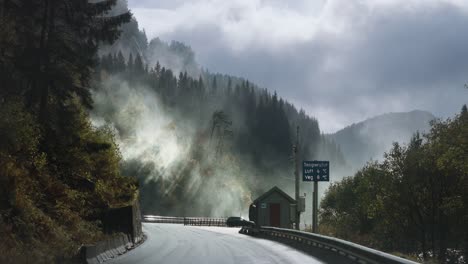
[155,61,161,76]
[227,77,232,95]
[211,76,217,95]
[128,53,134,71]
[461,104,468,124]
[117,50,126,71]
[134,54,144,73]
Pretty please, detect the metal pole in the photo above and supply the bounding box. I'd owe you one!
[295,126,300,230]
[313,181,318,233]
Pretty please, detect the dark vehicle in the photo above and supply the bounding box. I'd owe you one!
[226,216,255,227]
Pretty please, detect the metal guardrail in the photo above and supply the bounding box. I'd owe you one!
[239,226,419,264]
[143,215,185,224]
[143,215,227,227]
[183,217,226,226]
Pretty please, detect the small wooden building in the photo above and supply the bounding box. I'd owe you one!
[249,186,297,228]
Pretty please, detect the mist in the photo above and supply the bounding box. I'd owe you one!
[94,5,358,221]
[147,38,201,77]
[90,67,350,223]
[91,76,259,217]
[330,110,436,172]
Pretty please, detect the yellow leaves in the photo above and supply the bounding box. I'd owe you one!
[0,99,40,158]
[32,152,48,172]
[0,97,138,262]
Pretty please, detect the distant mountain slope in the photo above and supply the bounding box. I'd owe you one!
[329,110,435,170]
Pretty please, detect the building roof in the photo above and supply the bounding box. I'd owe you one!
[253,186,296,204]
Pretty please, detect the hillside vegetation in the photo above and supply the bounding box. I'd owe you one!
[0,1,138,262]
[320,106,468,263]
[95,35,347,217]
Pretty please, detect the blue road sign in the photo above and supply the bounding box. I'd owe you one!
[303,161,329,182]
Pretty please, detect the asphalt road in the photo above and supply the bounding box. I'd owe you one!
[108,223,352,264]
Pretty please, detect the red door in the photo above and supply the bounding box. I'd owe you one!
[270,203,281,227]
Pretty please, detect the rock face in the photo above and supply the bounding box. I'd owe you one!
[329,110,435,170]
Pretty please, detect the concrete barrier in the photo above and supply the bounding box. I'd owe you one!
[102,201,143,244]
[81,233,127,264]
[81,198,144,263]
[81,232,145,264]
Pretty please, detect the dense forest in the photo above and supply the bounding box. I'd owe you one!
[95,43,346,217]
[0,0,138,262]
[92,0,346,218]
[320,106,468,263]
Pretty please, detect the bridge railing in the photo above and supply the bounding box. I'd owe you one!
[143,215,227,227]
[239,226,419,264]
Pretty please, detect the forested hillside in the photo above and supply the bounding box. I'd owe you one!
[0,1,138,263]
[320,106,468,263]
[95,40,346,217]
[92,1,346,217]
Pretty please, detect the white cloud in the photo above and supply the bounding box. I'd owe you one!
[129,0,468,133]
[131,0,468,52]
[132,0,326,52]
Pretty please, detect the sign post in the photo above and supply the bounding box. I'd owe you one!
[294,126,300,230]
[303,160,329,233]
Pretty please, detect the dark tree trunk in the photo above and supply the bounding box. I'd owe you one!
[39,0,55,123]
[36,0,49,115]
[421,228,427,260]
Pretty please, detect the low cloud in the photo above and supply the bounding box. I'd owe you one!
[130,0,468,132]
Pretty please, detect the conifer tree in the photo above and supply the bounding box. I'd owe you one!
[128,53,134,71]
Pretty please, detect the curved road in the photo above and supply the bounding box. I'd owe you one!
[108,223,352,264]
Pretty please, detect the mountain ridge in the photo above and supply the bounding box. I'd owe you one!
[329,109,436,170]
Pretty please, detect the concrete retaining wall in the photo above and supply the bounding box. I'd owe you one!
[131,201,143,244]
[81,233,134,264]
[81,198,144,263]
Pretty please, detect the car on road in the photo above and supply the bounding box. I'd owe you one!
[226,216,255,227]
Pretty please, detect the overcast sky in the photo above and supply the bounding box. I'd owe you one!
[129,0,468,133]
